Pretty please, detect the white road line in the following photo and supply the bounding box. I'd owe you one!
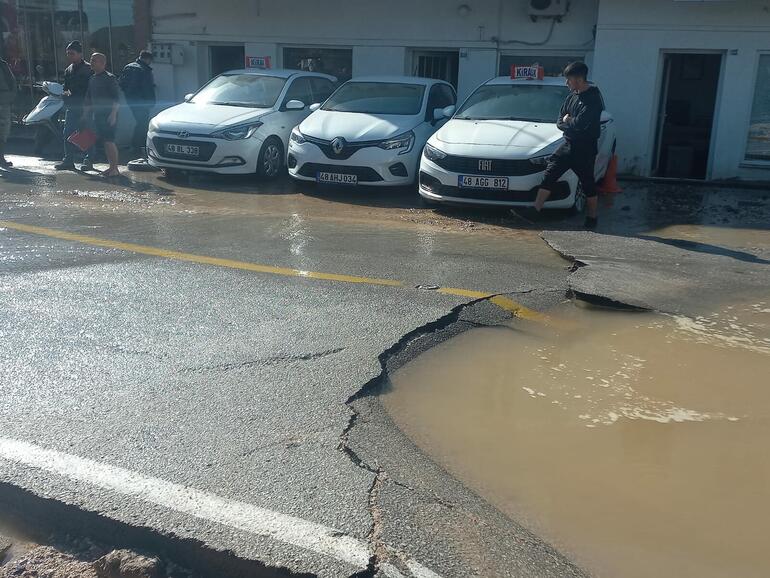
[0,436,442,577]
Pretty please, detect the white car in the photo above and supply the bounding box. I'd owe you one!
[147,69,337,177]
[419,76,616,211]
[287,76,457,187]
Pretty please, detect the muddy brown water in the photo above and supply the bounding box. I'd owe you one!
[384,300,770,578]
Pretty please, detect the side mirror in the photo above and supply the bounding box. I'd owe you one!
[309,102,322,112]
[432,105,456,123]
[184,93,194,102]
[285,100,306,111]
[600,110,613,124]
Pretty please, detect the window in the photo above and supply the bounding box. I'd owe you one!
[322,82,426,116]
[191,74,287,108]
[456,83,570,123]
[499,55,584,78]
[283,77,313,107]
[283,47,352,82]
[427,84,456,111]
[746,54,770,162]
[310,77,335,103]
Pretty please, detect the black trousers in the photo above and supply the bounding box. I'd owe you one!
[542,139,598,198]
[129,105,151,151]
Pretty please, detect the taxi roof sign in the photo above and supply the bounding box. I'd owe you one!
[511,65,545,80]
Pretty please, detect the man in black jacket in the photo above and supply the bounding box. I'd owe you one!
[534,61,605,229]
[0,56,16,168]
[56,41,94,171]
[119,50,155,155]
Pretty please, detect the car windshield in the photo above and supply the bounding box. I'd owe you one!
[322,82,426,115]
[455,84,570,123]
[191,74,287,108]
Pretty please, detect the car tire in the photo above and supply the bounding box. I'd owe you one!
[257,137,284,179]
[569,183,586,215]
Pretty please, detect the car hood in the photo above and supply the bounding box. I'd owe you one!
[434,119,563,157]
[152,103,270,134]
[299,110,418,142]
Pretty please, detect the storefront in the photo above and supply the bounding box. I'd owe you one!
[0,0,150,118]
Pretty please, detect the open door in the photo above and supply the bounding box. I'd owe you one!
[653,53,722,179]
[210,45,246,78]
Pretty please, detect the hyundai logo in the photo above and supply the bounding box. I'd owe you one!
[178,131,190,139]
[479,159,492,172]
[331,137,345,155]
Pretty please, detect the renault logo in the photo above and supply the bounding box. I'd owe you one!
[331,137,345,155]
[479,159,492,172]
[178,131,190,139]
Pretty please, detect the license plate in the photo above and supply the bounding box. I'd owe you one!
[317,172,358,185]
[458,175,509,190]
[166,144,200,156]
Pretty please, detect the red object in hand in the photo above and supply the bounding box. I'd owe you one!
[67,128,98,152]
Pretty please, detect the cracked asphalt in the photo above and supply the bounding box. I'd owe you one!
[1,153,768,577]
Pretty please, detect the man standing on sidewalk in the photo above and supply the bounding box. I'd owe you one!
[56,41,94,171]
[0,56,16,168]
[534,61,605,229]
[119,50,155,156]
[85,53,121,177]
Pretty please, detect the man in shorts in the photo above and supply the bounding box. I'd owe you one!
[84,53,120,177]
[534,61,605,229]
[0,56,16,168]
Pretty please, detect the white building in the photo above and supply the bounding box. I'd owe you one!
[150,0,770,181]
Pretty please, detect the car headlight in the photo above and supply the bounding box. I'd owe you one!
[148,118,160,133]
[290,127,306,145]
[211,121,264,141]
[529,154,551,167]
[424,143,447,162]
[378,131,415,155]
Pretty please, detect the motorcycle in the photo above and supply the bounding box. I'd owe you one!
[22,81,65,156]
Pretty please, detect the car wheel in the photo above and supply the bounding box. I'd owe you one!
[258,137,284,179]
[570,183,586,215]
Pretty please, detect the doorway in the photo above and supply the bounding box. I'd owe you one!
[209,45,246,78]
[653,53,722,179]
[412,51,459,88]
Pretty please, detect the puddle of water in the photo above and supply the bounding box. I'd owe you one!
[384,301,770,578]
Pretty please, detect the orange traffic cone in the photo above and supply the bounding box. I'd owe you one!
[597,154,622,194]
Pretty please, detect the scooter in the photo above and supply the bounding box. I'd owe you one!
[23,81,65,156]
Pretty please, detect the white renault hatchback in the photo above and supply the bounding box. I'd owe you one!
[147,69,337,178]
[287,76,456,187]
[419,76,616,211]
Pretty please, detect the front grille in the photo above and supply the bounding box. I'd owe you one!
[305,136,379,161]
[437,181,570,203]
[152,137,216,162]
[432,154,543,177]
[297,163,384,182]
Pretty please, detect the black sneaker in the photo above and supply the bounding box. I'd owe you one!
[584,216,598,230]
[54,161,76,171]
[80,160,94,171]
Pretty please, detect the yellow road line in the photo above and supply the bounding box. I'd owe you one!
[0,220,544,320]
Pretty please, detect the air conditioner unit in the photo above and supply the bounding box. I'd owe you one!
[528,0,569,20]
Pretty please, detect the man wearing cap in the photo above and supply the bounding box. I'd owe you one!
[0,55,16,168]
[56,40,94,171]
[534,61,606,229]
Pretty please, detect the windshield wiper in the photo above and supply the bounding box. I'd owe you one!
[210,101,263,108]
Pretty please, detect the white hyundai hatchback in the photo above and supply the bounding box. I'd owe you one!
[419,76,616,211]
[147,69,337,178]
[287,76,456,187]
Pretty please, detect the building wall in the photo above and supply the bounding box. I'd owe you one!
[593,0,770,179]
[151,0,599,103]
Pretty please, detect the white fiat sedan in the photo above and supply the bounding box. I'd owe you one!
[419,76,616,211]
[287,76,456,187]
[147,69,337,178]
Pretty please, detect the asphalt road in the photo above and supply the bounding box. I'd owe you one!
[1,154,768,577]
